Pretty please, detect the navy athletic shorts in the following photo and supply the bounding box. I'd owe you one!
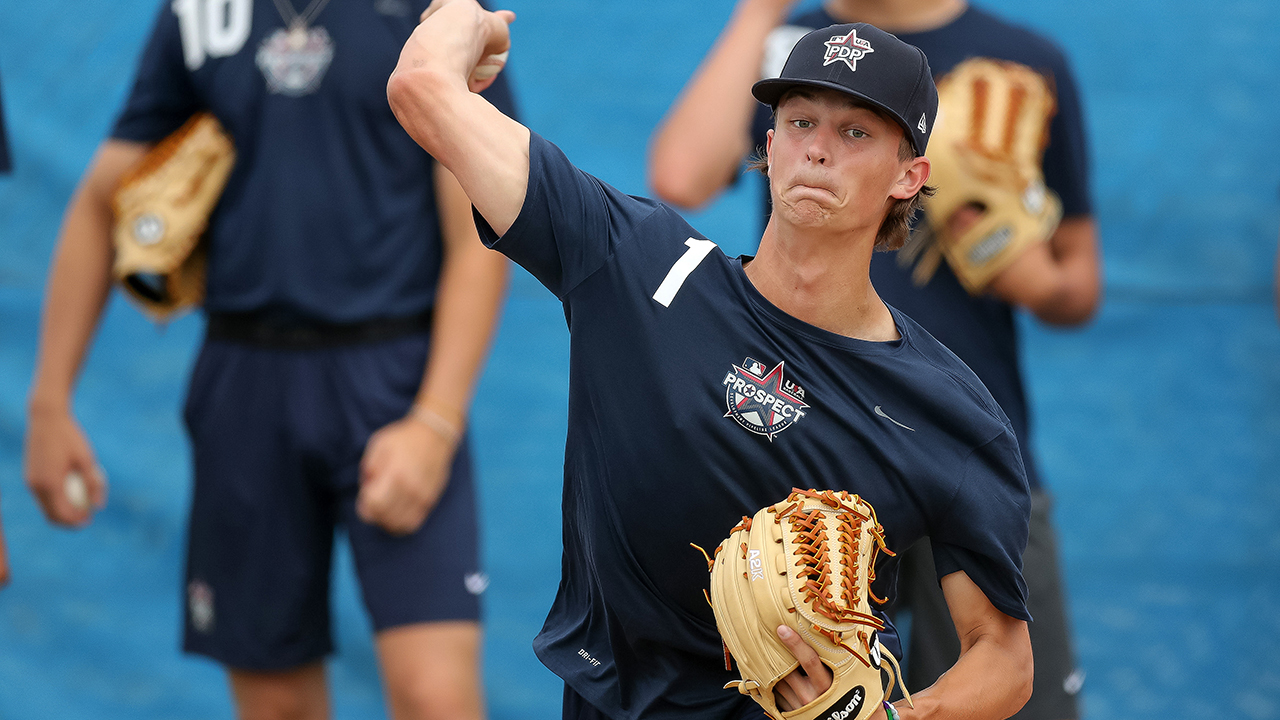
[180,330,482,670]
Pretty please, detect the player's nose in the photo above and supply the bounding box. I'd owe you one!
[804,126,836,165]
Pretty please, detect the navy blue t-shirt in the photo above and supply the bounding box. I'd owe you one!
[478,133,1031,720]
[751,5,1092,490]
[112,0,518,323]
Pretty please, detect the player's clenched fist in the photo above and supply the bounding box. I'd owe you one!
[356,415,458,536]
[23,405,108,527]
[394,0,515,95]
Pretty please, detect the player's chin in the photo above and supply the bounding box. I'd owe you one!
[777,197,837,227]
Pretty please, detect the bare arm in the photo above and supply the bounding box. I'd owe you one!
[895,571,1033,720]
[986,216,1102,326]
[772,570,1031,720]
[647,0,800,208]
[387,0,529,236]
[415,165,508,430]
[357,166,509,534]
[24,140,150,526]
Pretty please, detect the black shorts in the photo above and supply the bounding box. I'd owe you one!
[180,331,482,670]
[889,490,1082,720]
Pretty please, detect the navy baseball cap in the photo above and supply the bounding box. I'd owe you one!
[752,23,938,157]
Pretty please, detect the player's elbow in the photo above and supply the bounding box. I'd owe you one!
[386,67,454,153]
[647,151,731,209]
[1032,274,1102,326]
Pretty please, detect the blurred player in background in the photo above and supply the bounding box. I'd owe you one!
[1,67,11,588]
[650,1,1100,718]
[22,1,516,718]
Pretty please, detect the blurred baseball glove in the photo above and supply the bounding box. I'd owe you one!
[697,488,910,720]
[900,57,1062,293]
[112,112,234,321]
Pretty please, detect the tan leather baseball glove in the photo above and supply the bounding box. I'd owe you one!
[111,112,234,321]
[901,57,1062,293]
[698,488,910,720]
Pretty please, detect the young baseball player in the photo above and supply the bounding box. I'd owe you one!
[650,2,1100,718]
[390,3,1033,719]
[23,1,517,717]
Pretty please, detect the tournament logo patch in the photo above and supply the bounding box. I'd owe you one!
[256,26,335,97]
[823,29,874,72]
[722,358,809,441]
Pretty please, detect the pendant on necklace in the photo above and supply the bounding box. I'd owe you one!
[256,23,335,97]
[287,23,309,51]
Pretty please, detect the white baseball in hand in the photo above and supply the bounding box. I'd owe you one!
[471,50,509,82]
[65,471,90,511]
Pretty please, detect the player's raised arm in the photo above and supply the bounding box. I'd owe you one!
[387,0,530,237]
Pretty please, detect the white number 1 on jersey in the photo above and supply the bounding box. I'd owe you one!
[652,238,717,308]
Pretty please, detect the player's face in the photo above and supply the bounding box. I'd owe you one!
[766,89,914,235]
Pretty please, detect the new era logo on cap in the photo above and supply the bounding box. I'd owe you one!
[918,113,927,133]
[822,28,874,72]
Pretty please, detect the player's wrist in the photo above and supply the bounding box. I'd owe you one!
[27,388,72,418]
[405,401,464,446]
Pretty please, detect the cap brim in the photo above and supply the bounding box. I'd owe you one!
[751,78,918,155]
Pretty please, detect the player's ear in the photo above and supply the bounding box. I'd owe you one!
[765,129,775,173]
[890,155,929,200]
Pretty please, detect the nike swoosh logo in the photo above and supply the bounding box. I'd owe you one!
[874,405,915,431]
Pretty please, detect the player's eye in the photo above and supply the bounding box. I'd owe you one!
[845,128,868,139]
[791,119,814,129]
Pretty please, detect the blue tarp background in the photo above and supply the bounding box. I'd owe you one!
[1,0,1278,718]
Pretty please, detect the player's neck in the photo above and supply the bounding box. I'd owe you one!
[747,221,899,342]
[824,0,967,33]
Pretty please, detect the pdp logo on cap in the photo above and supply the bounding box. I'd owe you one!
[822,28,874,72]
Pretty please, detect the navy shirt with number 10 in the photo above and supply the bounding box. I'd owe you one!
[111,0,518,323]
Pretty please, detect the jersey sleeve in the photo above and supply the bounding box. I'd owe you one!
[1039,45,1092,218]
[474,132,663,299]
[110,1,201,143]
[929,429,1032,621]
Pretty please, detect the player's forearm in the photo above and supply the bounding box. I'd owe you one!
[648,0,791,208]
[411,165,509,433]
[28,148,137,411]
[388,0,528,236]
[899,626,1033,720]
[414,247,506,431]
[989,216,1100,326]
